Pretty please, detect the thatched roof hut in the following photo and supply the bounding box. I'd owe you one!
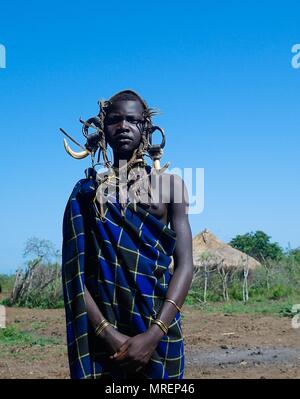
[193,229,260,271]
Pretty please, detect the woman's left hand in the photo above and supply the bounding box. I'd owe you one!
[109,330,160,373]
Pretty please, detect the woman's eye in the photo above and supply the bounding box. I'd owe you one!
[128,118,142,124]
[106,116,119,124]
[106,116,143,125]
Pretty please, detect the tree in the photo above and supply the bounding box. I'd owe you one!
[229,231,283,263]
[23,237,59,263]
[289,248,300,264]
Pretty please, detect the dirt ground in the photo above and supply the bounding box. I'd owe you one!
[0,305,300,379]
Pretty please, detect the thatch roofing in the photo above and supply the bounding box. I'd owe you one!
[193,229,260,271]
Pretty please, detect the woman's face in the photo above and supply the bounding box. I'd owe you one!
[104,100,145,157]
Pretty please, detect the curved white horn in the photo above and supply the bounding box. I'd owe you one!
[63,138,91,159]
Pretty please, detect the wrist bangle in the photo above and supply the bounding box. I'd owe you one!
[151,319,168,335]
[165,298,181,313]
[95,320,111,336]
[95,319,107,331]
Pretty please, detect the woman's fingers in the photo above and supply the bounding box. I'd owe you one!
[110,347,129,361]
[109,341,130,360]
[118,341,130,353]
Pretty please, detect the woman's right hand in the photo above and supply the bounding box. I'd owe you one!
[99,325,130,356]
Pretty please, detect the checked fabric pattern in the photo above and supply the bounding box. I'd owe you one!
[62,168,184,379]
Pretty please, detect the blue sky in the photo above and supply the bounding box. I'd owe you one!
[0,1,299,274]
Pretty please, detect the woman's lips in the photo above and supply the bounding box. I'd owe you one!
[116,136,133,143]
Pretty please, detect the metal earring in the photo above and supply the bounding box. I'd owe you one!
[147,126,169,172]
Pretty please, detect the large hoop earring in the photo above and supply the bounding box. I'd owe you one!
[147,126,166,171]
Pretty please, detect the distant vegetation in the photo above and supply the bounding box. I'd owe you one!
[1,232,300,316]
[0,237,63,309]
[0,274,15,297]
[229,231,284,262]
[0,325,61,346]
[187,230,300,316]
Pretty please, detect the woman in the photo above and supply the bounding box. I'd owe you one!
[62,90,193,379]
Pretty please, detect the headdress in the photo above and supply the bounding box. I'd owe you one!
[60,90,169,217]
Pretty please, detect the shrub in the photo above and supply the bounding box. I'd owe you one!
[191,255,300,304]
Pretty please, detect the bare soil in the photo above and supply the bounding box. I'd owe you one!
[0,305,299,379]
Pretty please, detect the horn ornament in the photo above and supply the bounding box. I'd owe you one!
[63,138,91,159]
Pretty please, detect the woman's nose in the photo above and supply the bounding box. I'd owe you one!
[118,118,129,129]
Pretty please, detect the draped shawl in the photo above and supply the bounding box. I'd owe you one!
[62,168,184,379]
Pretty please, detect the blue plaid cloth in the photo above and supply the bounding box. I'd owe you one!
[62,168,184,379]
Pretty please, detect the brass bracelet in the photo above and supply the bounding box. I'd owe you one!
[95,320,111,336]
[152,319,168,335]
[95,319,107,331]
[95,320,107,334]
[95,322,110,336]
[165,298,181,313]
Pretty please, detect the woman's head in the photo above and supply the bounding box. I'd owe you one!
[97,90,157,168]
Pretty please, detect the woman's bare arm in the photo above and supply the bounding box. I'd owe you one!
[148,173,194,339]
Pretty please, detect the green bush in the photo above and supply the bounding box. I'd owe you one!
[15,288,64,309]
[0,274,15,295]
[191,254,300,305]
[268,285,293,300]
[0,298,12,306]
[228,283,244,301]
